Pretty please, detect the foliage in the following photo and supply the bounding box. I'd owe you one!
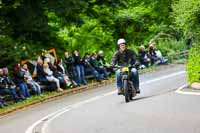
[172,0,200,41]
[0,0,197,71]
[187,45,200,83]
[156,38,187,56]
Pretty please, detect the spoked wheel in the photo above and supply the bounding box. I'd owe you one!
[123,80,130,103]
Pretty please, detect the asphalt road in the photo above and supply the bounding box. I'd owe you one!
[0,64,200,133]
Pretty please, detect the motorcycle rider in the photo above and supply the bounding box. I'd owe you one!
[111,38,140,95]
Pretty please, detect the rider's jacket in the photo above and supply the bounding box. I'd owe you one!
[111,49,137,66]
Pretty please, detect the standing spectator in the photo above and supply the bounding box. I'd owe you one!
[90,53,109,79]
[64,51,77,86]
[43,63,63,92]
[138,45,150,68]
[22,64,41,95]
[1,68,20,102]
[13,63,30,99]
[73,50,87,86]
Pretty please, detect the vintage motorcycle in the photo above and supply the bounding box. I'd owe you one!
[115,65,138,103]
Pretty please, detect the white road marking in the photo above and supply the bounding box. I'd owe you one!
[175,83,200,96]
[25,71,186,133]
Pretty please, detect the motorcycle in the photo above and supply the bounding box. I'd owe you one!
[115,65,137,103]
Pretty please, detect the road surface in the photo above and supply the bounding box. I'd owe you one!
[0,64,200,133]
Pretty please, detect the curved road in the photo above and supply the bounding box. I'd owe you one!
[0,64,200,133]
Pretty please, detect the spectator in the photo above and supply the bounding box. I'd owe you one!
[13,63,30,99]
[46,58,66,88]
[0,97,8,108]
[64,51,77,86]
[43,63,63,92]
[37,59,57,92]
[97,50,114,74]
[83,53,102,81]
[57,59,73,87]
[97,51,106,66]
[138,45,150,68]
[1,68,20,102]
[73,50,87,86]
[36,58,48,83]
[22,64,41,95]
[148,43,168,65]
[90,53,109,79]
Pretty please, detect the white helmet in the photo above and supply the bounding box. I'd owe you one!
[117,38,126,45]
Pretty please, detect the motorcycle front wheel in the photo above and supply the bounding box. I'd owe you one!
[123,80,130,103]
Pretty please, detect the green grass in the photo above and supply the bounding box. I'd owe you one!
[0,92,57,114]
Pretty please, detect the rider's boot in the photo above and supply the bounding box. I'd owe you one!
[136,88,140,94]
[117,88,123,95]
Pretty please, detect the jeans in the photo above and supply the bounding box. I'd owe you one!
[98,67,109,79]
[87,67,103,80]
[28,81,41,95]
[75,65,87,86]
[116,68,139,90]
[18,82,30,98]
[9,87,19,101]
[0,88,19,102]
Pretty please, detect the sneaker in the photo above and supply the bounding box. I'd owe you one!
[57,88,63,92]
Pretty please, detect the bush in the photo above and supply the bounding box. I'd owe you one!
[187,45,200,83]
[156,38,187,56]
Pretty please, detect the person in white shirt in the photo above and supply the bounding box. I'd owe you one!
[43,63,63,92]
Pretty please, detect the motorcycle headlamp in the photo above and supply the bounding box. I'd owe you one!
[121,67,129,72]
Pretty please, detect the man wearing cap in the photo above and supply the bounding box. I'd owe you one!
[111,38,140,95]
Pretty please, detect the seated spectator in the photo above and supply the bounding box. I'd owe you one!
[22,64,41,95]
[36,59,48,83]
[90,53,109,79]
[148,43,168,65]
[73,50,87,86]
[155,50,168,65]
[83,53,102,81]
[1,68,20,102]
[148,43,159,65]
[13,63,30,99]
[64,51,77,87]
[45,58,66,88]
[43,63,63,92]
[138,45,150,68]
[57,59,73,87]
[0,97,8,108]
[97,50,114,74]
[36,59,57,92]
